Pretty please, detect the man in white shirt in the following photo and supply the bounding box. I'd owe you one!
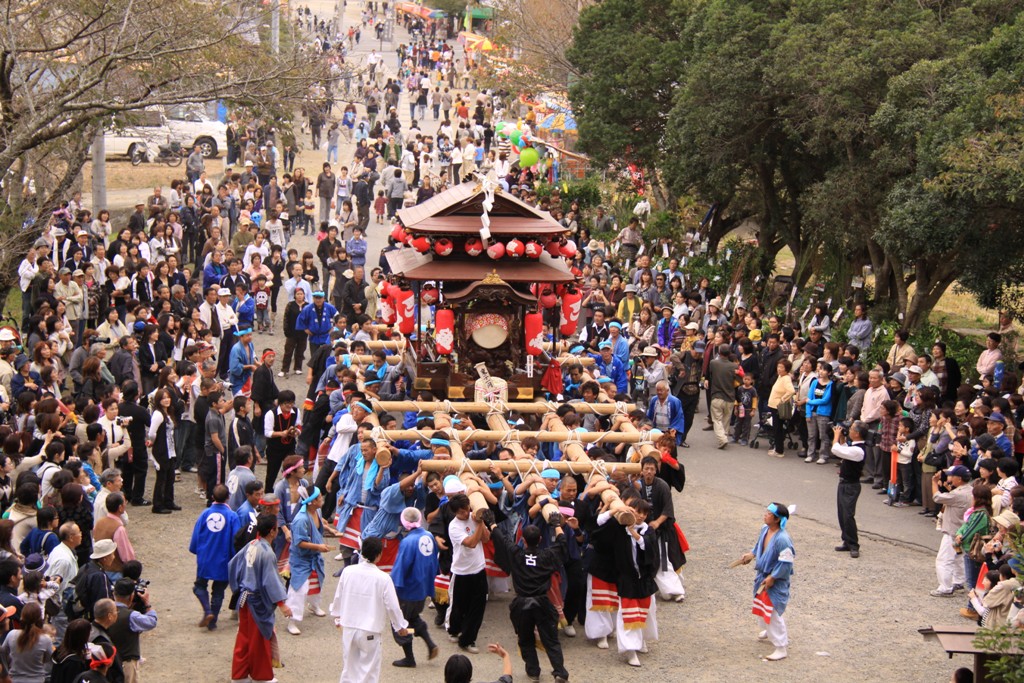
[17,249,38,326]
[48,522,81,585]
[283,264,313,305]
[330,537,408,683]
[446,493,489,654]
[93,468,128,528]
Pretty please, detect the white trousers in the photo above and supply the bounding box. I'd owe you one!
[616,598,657,653]
[936,533,966,593]
[285,578,322,623]
[340,627,383,683]
[655,568,685,600]
[766,609,787,648]
[584,575,616,640]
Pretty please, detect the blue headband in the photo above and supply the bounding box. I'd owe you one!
[609,321,622,329]
[355,401,373,413]
[299,487,322,513]
[541,468,560,479]
[569,345,584,354]
[430,438,450,447]
[766,503,787,529]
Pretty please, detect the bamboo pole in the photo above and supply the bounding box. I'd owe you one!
[432,410,490,517]
[483,409,561,524]
[379,429,651,445]
[540,412,636,525]
[419,460,642,475]
[368,400,634,415]
[351,355,403,365]
[612,414,662,461]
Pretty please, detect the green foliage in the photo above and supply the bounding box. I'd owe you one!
[858,320,982,375]
[559,175,603,213]
[568,0,1024,328]
[972,525,1024,682]
[534,181,554,203]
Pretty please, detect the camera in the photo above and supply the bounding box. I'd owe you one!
[116,416,133,426]
[135,579,150,594]
[93,337,110,344]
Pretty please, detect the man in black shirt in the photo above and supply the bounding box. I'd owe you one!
[487,517,569,683]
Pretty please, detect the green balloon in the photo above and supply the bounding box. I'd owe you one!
[495,122,506,134]
[519,147,539,167]
[510,130,522,146]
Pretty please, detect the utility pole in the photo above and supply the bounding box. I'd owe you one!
[271,0,280,54]
[90,129,106,212]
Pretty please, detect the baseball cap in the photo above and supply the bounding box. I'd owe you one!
[217,287,231,296]
[908,365,922,375]
[947,465,972,480]
[987,413,1007,424]
[694,340,706,353]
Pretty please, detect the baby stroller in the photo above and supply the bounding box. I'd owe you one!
[749,410,799,452]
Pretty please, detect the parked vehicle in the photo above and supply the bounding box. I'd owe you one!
[131,140,184,167]
[102,110,173,160]
[164,105,227,158]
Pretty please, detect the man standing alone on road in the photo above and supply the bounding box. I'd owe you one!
[707,343,739,449]
[739,503,794,662]
[830,423,867,559]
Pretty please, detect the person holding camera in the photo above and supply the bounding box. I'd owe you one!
[831,422,868,558]
[108,577,157,683]
[930,466,973,597]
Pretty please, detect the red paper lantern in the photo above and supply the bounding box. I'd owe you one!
[411,236,431,254]
[421,284,439,305]
[545,239,562,257]
[395,287,416,335]
[524,241,542,259]
[433,238,454,257]
[524,312,544,356]
[390,224,407,243]
[486,241,506,260]
[559,287,582,336]
[559,240,578,259]
[435,309,455,355]
[506,238,525,258]
[465,237,484,256]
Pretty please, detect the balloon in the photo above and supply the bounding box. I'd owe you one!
[519,148,539,168]
[510,130,522,146]
[495,122,506,134]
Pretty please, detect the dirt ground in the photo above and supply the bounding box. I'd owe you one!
[129,462,967,683]
[81,157,226,192]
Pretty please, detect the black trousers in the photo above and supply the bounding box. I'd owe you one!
[393,598,436,652]
[199,451,226,505]
[449,570,487,648]
[563,560,586,627]
[282,334,307,373]
[119,454,148,505]
[314,460,339,522]
[151,452,175,511]
[679,391,700,442]
[510,596,568,680]
[837,481,861,550]
[264,447,289,491]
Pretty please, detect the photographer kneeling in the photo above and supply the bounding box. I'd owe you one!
[831,422,868,559]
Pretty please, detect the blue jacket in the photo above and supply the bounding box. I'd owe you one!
[203,263,227,289]
[592,354,628,394]
[646,394,686,442]
[296,302,337,345]
[346,237,368,267]
[805,378,834,418]
[390,527,439,601]
[362,481,425,539]
[228,340,256,394]
[234,295,255,330]
[190,502,242,581]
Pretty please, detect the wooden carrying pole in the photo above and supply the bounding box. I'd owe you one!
[431,411,490,517]
[483,407,561,524]
[379,429,650,445]
[419,460,641,475]
[369,400,635,415]
[539,412,636,525]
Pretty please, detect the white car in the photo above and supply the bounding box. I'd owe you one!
[103,110,173,159]
[164,105,227,158]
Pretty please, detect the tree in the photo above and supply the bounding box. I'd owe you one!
[568,0,1024,328]
[0,0,324,313]
[565,0,685,209]
[489,0,591,94]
